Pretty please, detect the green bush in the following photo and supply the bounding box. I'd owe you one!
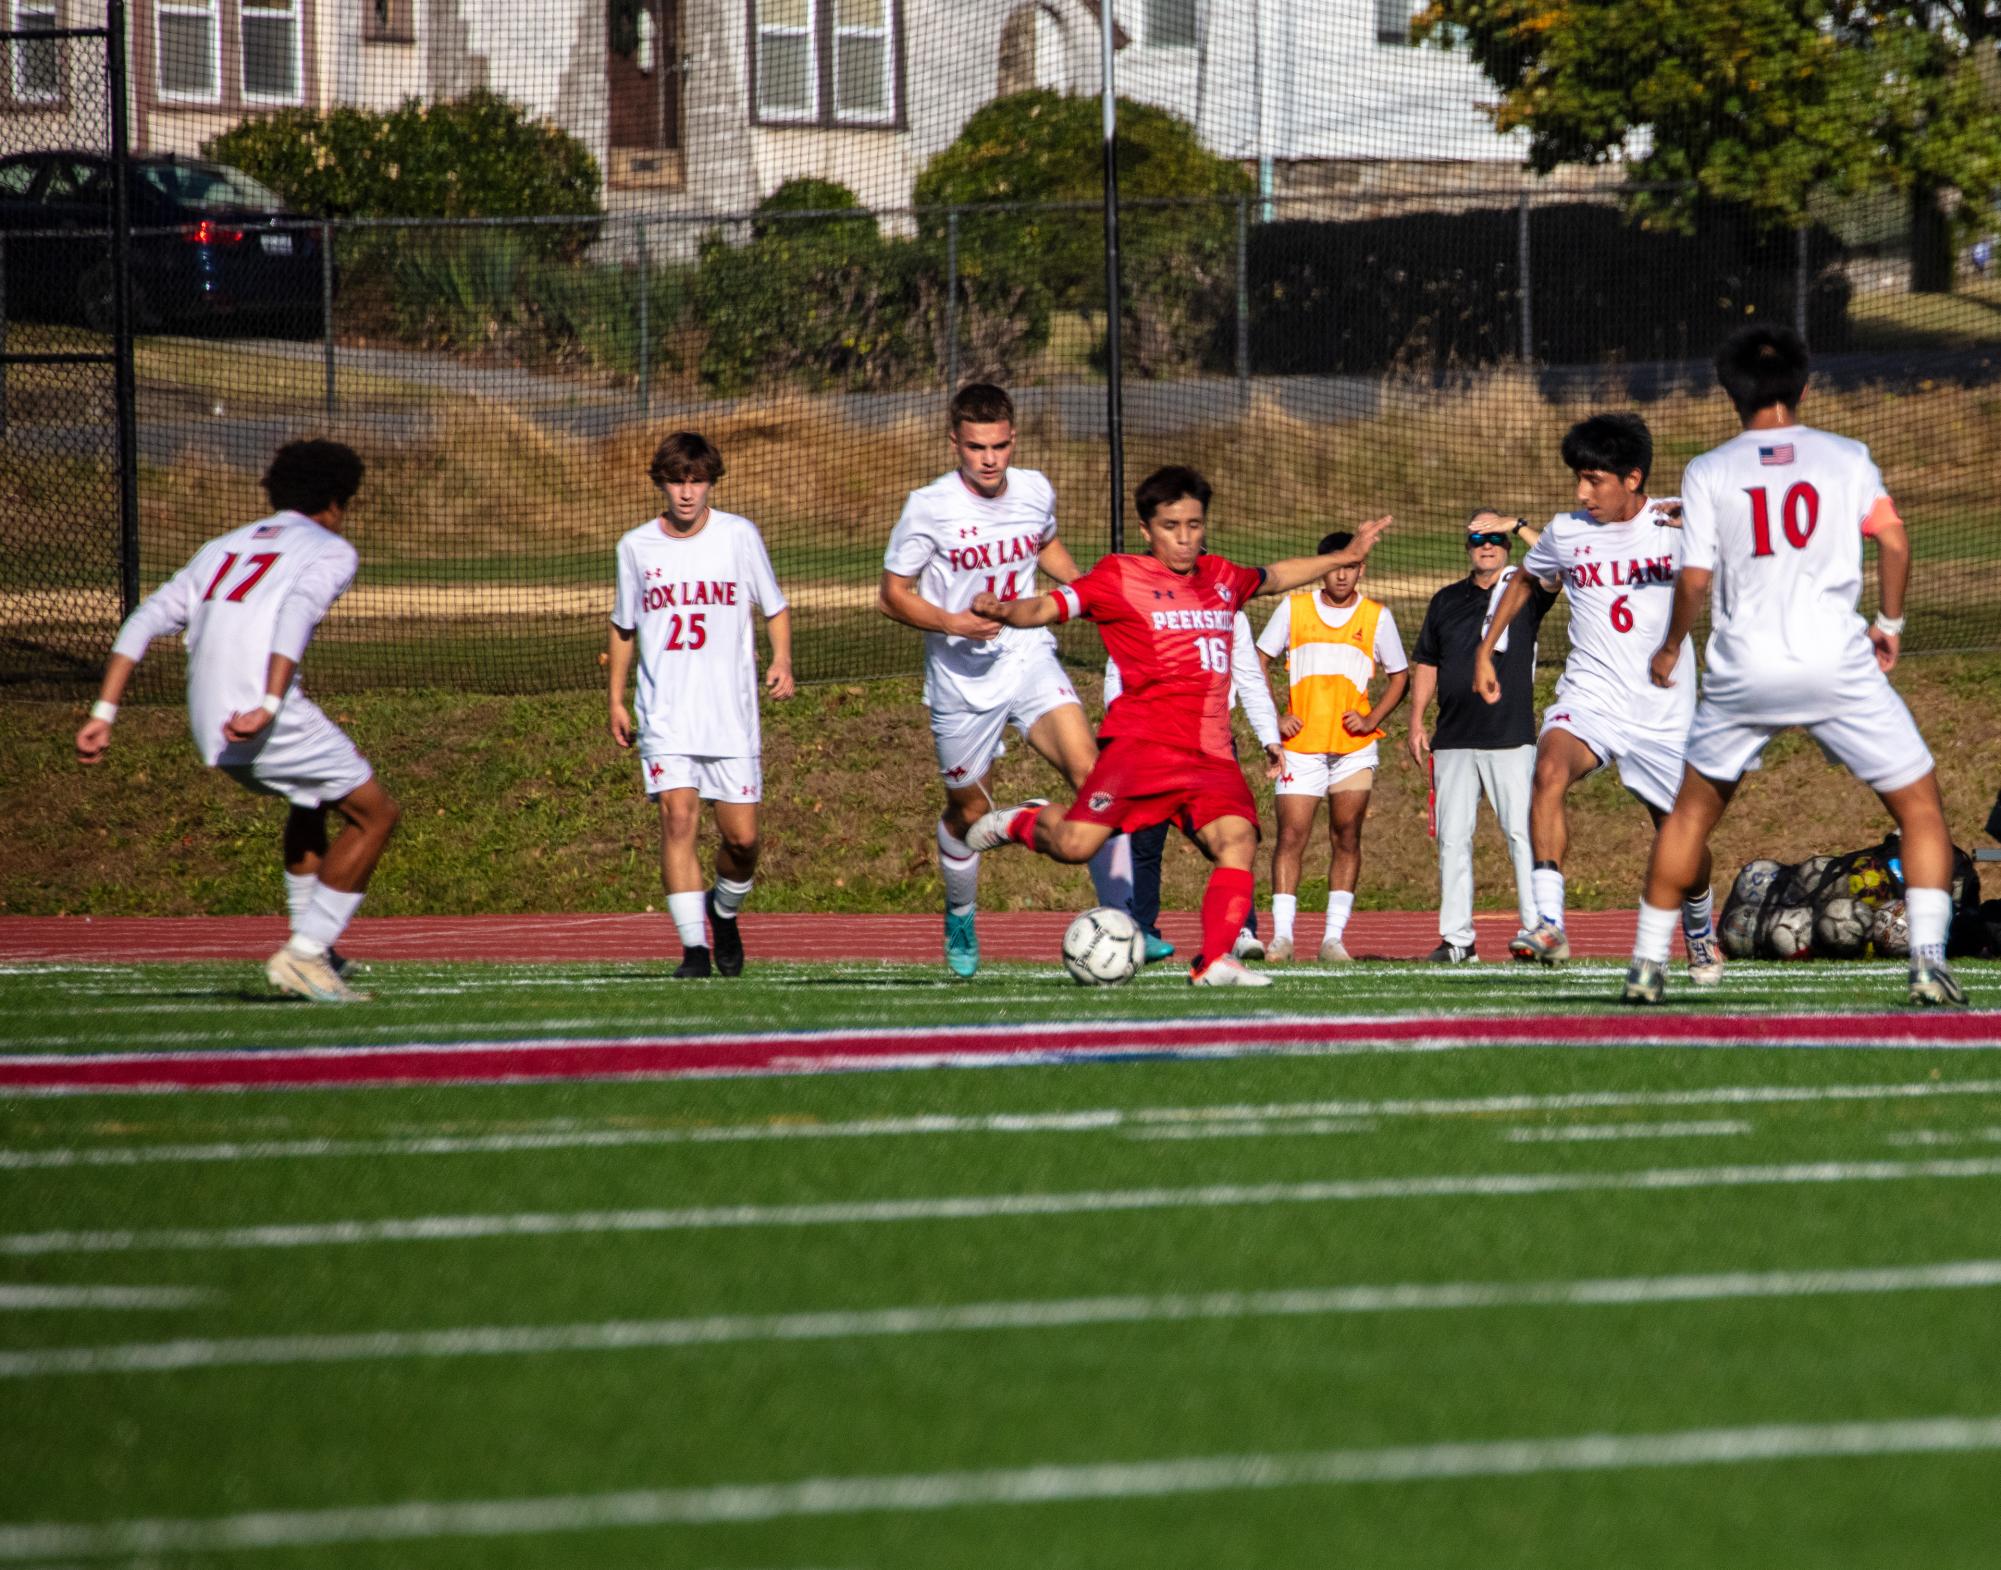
[913,91,1251,377]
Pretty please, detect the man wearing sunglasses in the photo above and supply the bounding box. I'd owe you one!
[1408,511,1551,962]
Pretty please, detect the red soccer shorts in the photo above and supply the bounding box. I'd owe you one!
[1065,739,1260,839]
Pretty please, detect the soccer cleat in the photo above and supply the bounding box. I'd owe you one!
[266,945,370,1003]
[1684,927,1724,988]
[327,947,357,981]
[1424,941,1478,964]
[707,892,744,978]
[1909,961,1969,1008]
[1233,928,1265,961]
[1142,932,1176,965]
[1264,935,1294,964]
[1318,937,1353,964]
[964,799,1048,854]
[1619,958,1667,1005]
[1190,955,1273,988]
[673,945,713,979]
[1518,920,1571,966]
[944,910,980,978]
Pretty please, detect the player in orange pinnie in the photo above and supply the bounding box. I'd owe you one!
[966,466,1389,985]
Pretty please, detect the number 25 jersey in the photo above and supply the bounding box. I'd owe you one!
[612,510,787,759]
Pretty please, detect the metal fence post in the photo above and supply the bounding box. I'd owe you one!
[0,235,9,438]
[1235,194,1250,407]
[636,216,651,416]
[1795,225,1810,345]
[945,207,959,394]
[106,0,141,616]
[321,220,335,418]
[1517,192,1533,365]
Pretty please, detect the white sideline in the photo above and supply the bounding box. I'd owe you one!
[8,1259,2001,1380]
[1504,1120,1753,1144]
[10,1155,2001,1257]
[6,1076,2000,1171]
[0,1285,211,1312]
[4,1415,2000,1558]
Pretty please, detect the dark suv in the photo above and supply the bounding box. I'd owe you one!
[0,151,323,332]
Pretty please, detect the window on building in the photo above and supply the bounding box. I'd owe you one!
[1147,0,1195,49]
[752,0,899,126]
[157,0,220,100]
[1375,0,1417,46]
[241,0,301,101]
[363,0,412,44]
[10,1,61,103]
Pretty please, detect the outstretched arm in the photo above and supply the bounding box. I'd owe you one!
[1258,516,1391,596]
[878,570,1002,640]
[971,590,1064,629]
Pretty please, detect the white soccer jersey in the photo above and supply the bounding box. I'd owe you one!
[1679,425,1892,706]
[612,509,787,759]
[883,467,1060,713]
[111,511,357,766]
[1522,498,1694,735]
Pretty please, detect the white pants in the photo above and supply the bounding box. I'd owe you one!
[1434,744,1536,946]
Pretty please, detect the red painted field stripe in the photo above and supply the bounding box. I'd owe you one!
[3,1013,1998,1093]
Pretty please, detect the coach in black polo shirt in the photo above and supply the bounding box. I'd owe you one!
[1408,510,1553,962]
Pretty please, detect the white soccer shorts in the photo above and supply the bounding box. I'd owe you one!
[929,647,1081,786]
[1683,667,1935,795]
[216,695,372,809]
[1539,699,1686,814]
[640,752,763,803]
[1274,741,1380,797]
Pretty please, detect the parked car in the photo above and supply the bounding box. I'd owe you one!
[0,150,324,332]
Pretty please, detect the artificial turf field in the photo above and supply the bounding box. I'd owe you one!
[4,956,2001,1567]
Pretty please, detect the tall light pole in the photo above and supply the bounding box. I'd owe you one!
[1100,0,1124,553]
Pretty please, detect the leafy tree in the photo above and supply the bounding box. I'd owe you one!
[1417,0,2001,291]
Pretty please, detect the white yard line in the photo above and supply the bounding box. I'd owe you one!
[6,1259,1999,1380]
[4,1414,2000,1558]
[9,1155,2001,1257]
[4,1076,1997,1171]
[0,1285,212,1312]
[1504,1120,1754,1144]
[1887,1127,2001,1148]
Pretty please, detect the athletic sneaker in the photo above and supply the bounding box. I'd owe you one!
[1318,937,1353,963]
[707,892,744,978]
[1264,935,1294,964]
[1142,932,1176,965]
[1909,961,1969,1008]
[1232,928,1265,961]
[1684,927,1724,988]
[327,948,357,981]
[1190,955,1273,988]
[944,910,979,978]
[1518,920,1570,966]
[1619,958,1666,1005]
[1424,941,1477,964]
[673,945,713,979]
[964,799,1048,853]
[266,945,370,1003]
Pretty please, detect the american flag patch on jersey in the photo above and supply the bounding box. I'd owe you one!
[1758,444,1795,466]
[252,523,284,538]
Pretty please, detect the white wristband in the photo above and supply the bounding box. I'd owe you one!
[1874,612,1905,637]
[90,699,117,723]
[259,693,283,715]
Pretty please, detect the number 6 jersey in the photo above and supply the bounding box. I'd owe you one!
[612,510,787,759]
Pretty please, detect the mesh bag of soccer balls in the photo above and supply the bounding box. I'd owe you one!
[1719,836,1994,961]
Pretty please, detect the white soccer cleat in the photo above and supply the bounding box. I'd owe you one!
[1318,937,1354,964]
[1684,928,1725,988]
[964,799,1047,854]
[1264,935,1294,964]
[1232,928,1265,961]
[267,945,371,1003]
[1518,920,1571,966]
[1191,955,1273,987]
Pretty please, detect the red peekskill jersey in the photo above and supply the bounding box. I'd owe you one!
[1055,553,1266,760]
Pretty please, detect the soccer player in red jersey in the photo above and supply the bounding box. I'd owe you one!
[966,466,1390,985]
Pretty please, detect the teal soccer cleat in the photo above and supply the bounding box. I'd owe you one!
[944,910,979,978]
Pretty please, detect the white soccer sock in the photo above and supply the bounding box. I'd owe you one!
[1325,890,1355,942]
[1532,867,1566,929]
[291,886,364,955]
[1632,900,1678,965]
[667,890,708,950]
[283,871,319,927]
[1088,833,1134,914]
[936,819,980,916]
[1271,894,1297,942]
[1907,886,1951,967]
[1682,888,1715,936]
[712,876,753,918]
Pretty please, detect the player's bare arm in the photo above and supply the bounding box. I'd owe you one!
[606,622,637,747]
[877,569,1002,641]
[1868,514,1911,673]
[1035,538,1083,586]
[763,607,797,698]
[74,652,141,764]
[1406,662,1438,764]
[223,654,299,743]
[1257,516,1391,596]
[970,589,1063,629]
[1348,667,1411,734]
[1472,571,1552,704]
[1649,567,1712,688]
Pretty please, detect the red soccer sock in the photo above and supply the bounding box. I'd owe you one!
[1197,866,1255,972]
[1005,806,1041,850]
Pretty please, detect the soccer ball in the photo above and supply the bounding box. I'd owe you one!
[1847,856,1892,907]
[1872,900,1910,958]
[1720,899,1762,960]
[1062,907,1145,986]
[1795,855,1839,901]
[1761,904,1816,961]
[1728,858,1784,908]
[1813,896,1872,959]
